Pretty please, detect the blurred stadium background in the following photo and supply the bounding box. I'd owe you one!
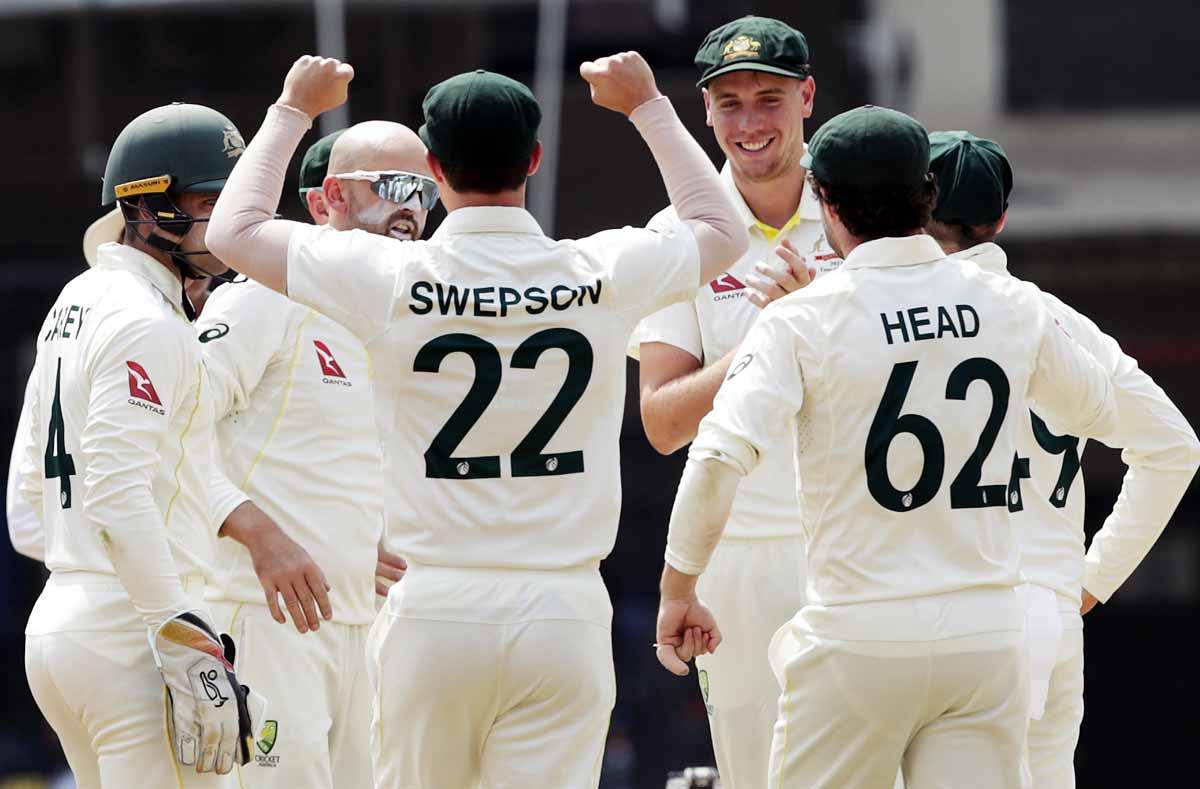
[1,1,1197,786]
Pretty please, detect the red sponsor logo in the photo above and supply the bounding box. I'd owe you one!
[710,274,746,294]
[126,361,162,405]
[313,340,346,379]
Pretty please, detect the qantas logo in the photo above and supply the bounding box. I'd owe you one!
[314,340,351,386]
[126,361,162,404]
[710,274,746,294]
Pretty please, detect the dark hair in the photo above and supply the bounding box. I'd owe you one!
[811,173,938,240]
[438,157,530,195]
[926,218,1001,251]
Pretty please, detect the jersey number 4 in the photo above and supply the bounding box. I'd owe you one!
[45,357,77,508]
[414,329,592,480]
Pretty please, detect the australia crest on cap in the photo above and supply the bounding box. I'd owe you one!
[222,125,245,158]
[722,35,761,61]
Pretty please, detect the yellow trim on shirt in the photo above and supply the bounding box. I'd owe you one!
[163,361,205,527]
[241,311,316,488]
[754,209,804,243]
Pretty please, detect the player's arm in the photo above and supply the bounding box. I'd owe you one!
[195,283,287,420]
[1050,304,1200,608]
[207,56,355,294]
[9,367,45,560]
[657,306,807,674]
[81,321,256,772]
[580,53,748,286]
[639,340,735,455]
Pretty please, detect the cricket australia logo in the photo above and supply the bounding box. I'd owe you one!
[222,125,245,158]
[256,720,281,767]
[722,35,761,61]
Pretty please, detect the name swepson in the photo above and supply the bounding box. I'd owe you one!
[409,279,603,318]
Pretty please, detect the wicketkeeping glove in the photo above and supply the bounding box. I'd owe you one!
[149,610,257,774]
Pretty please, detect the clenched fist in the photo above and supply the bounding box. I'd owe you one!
[277,55,355,120]
[579,51,661,117]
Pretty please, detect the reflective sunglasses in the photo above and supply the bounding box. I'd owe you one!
[332,170,440,210]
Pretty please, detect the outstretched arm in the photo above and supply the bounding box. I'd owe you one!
[207,56,355,293]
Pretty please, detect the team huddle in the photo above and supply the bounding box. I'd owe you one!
[6,12,1198,789]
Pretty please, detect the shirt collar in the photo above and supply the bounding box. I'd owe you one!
[841,234,948,271]
[949,242,1009,275]
[94,241,190,319]
[432,206,545,240]
[720,143,822,236]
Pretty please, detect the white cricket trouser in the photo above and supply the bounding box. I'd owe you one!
[767,589,1030,789]
[25,575,236,789]
[211,601,373,789]
[694,536,806,789]
[367,563,616,789]
[1026,614,1084,789]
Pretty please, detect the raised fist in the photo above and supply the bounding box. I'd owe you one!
[277,55,355,120]
[579,51,661,117]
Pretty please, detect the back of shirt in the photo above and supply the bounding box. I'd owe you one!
[19,250,216,598]
[700,236,1114,606]
[286,207,700,570]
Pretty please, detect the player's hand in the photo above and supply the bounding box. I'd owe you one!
[376,545,407,597]
[746,239,816,309]
[221,501,332,633]
[277,55,354,119]
[655,596,721,677]
[579,51,662,117]
[1080,589,1100,615]
[150,611,257,774]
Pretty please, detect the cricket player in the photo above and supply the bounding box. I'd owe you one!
[197,121,429,787]
[297,129,345,223]
[655,105,1120,788]
[17,103,257,787]
[205,54,747,787]
[632,17,837,788]
[923,131,1200,787]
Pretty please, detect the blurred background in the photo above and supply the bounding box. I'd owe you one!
[1,0,1197,786]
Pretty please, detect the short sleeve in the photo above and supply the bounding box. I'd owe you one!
[286,223,409,342]
[580,224,700,319]
[629,300,702,361]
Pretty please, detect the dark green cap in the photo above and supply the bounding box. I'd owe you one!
[298,129,345,197]
[928,131,1013,225]
[419,70,541,168]
[101,102,244,206]
[801,105,930,188]
[694,15,811,88]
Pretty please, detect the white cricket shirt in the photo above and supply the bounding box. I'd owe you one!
[18,242,220,632]
[692,235,1116,609]
[634,163,842,539]
[285,206,699,576]
[197,280,384,625]
[953,243,1200,608]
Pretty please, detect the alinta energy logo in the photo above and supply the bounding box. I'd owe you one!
[314,340,351,387]
[126,361,165,415]
[710,274,747,302]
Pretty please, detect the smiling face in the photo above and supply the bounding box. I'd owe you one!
[703,70,815,185]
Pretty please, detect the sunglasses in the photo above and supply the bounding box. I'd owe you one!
[332,170,440,210]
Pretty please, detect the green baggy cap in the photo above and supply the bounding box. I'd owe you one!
[801,105,930,188]
[419,70,541,168]
[928,130,1013,225]
[694,15,811,88]
[299,129,346,196]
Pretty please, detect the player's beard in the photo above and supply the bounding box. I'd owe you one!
[349,198,420,241]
